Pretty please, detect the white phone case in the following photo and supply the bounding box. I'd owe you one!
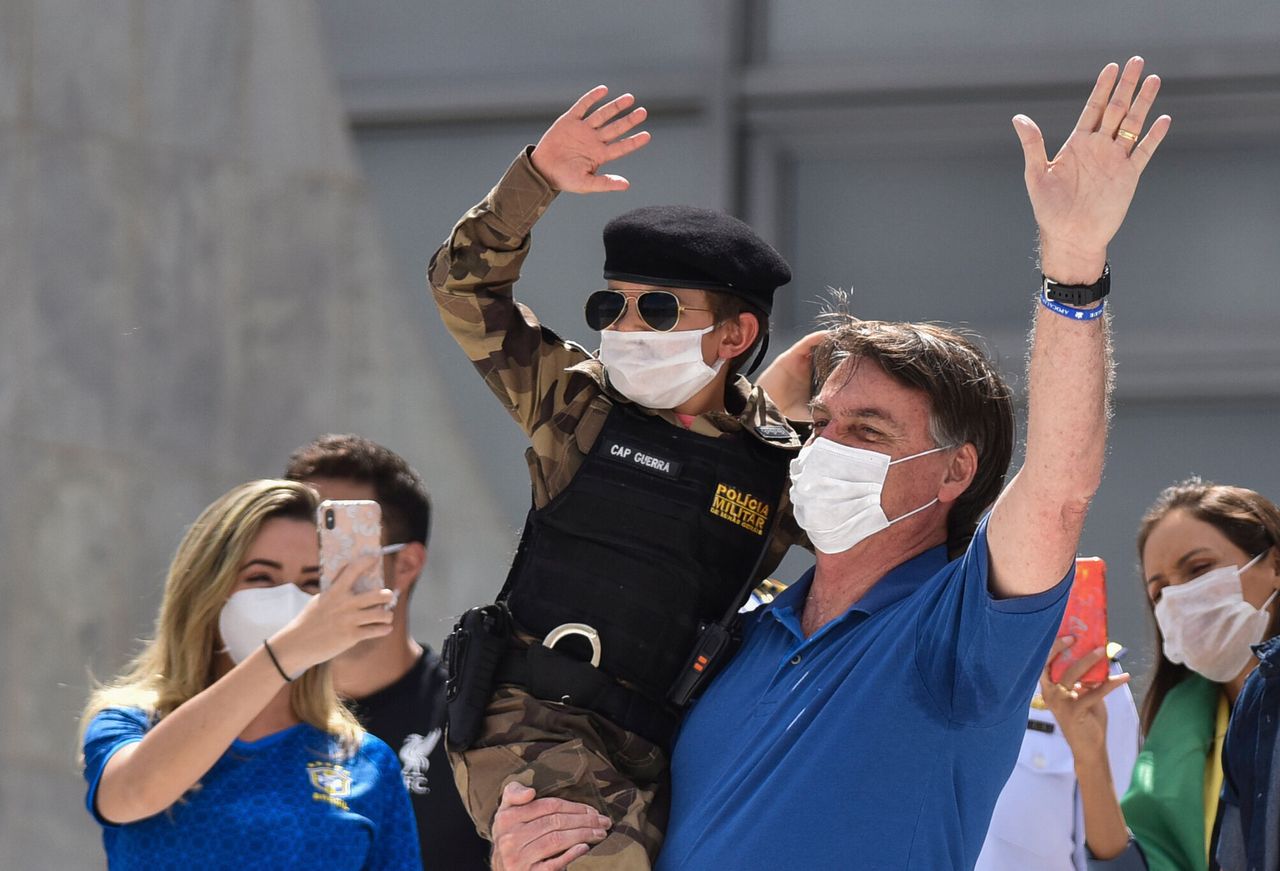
[318,499,384,593]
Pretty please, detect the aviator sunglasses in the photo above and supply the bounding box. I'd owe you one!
[584,289,713,332]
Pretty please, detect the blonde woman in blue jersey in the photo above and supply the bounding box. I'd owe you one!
[79,480,420,870]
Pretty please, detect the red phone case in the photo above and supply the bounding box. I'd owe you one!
[1050,557,1109,687]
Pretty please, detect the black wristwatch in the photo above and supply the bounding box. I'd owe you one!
[1042,262,1110,307]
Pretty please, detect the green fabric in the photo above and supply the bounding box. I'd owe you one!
[1121,674,1220,871]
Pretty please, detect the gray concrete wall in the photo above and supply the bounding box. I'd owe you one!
[0,1,511,865]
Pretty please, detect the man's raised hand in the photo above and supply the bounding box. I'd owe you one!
[1013,57,1172,282]
[531,86,651,194]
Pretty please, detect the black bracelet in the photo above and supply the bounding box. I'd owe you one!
[262,639,293,683]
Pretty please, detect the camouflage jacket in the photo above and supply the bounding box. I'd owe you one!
[428,148,808,577]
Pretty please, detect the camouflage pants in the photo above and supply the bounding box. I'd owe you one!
[449,685,670,870]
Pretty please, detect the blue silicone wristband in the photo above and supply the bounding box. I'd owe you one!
[1040,287,1107,321]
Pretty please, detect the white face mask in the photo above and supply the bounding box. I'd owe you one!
[598,325,725,409]
[218,583,312,666]
[789,437,951,555]
[1153,551,1277,683]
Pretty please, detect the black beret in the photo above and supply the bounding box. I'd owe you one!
[602,205,791,315]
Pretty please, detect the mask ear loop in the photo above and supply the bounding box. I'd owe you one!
[699,319,763,376]
[744,332,770,377]
[1247,548,1280,612]
[887,444,955,466]
[885,497,940,526]
[1262,588,1280,613]
[1243,550,1269,572]
[380,543,409,610]
[882,445,956,524]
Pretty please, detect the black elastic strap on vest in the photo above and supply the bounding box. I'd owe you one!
[714,505,781,626]
[494,643,679,752]
[495,510,536,604]
[665,506,783,708]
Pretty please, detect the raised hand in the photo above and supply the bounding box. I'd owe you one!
[531,86,651,194]
[1013,57,1172,282]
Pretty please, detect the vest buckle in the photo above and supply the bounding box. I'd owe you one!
[543,622,602,668]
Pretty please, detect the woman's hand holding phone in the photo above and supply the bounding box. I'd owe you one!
[318,500,386,594]
[1038,636,1130,766]
[268,556,394,677]
[1039,635,1139,862]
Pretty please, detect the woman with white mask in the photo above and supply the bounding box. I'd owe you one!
[79,480,420,869]
[1041,479,1280,871]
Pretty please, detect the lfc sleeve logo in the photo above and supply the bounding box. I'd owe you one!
[399,729,442,795]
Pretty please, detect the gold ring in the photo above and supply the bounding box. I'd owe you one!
[1116,129,1139,142]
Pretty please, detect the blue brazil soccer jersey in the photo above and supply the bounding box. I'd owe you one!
[657,516,1072,870]
[83,707,421,870]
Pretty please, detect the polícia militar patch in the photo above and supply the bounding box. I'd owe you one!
[709,483,771,535]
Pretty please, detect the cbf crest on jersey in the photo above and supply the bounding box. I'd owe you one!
[308,761,353,810]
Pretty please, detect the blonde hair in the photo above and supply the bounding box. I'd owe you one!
[80,479,362,760]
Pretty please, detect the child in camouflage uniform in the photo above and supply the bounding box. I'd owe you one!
[432,86,806,869]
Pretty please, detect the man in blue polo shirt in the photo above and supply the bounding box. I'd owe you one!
[487,56,1171,870]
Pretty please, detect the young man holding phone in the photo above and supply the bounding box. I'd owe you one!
[285,435,489,871]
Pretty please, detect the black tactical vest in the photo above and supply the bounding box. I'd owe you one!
[504,401,793,701]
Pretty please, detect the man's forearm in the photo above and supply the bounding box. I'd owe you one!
[1023,246,1111,510]
[987,254,1111,596]
[1017,262,1111,561]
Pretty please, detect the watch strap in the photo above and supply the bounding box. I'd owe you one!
[1042,262,1110,307]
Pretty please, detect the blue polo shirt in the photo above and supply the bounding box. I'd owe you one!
[657,516,1072,870]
